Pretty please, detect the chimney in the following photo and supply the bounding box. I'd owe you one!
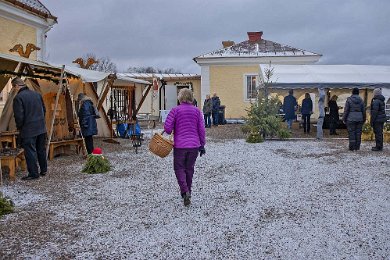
[247,31,263,42]
[222,41,235,48]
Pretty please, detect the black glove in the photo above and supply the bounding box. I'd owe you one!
[199,146,206,157]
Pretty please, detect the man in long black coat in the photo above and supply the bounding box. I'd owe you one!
[370,88,387,151]
[12,77,47,180]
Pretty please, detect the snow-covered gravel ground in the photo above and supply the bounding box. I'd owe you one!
[0,126,389,259]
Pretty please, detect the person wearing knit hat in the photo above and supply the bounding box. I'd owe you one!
[77,92,98,154]
[343,87,366,151]
[11,77,47,180]
[370,88,386,151]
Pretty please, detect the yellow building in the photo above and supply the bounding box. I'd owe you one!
[194,31,322,119]
[0,0,56,113]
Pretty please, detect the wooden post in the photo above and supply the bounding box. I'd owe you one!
[135,84,152,115]
[0,159,3,186]
[46,65,65,159]
[97,74,116,109]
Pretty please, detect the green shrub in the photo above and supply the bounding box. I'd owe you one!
[0,192,14,217]
[246,132,264,143]
[362,123,373,134]
[277,128,292,139]
[82,155,111,174]
[241,124,252,134]
[384,123,390,132]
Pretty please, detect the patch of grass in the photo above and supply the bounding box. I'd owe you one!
[0,192,14,217]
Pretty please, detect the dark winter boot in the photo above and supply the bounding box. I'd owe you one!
[183,192,191,206]
[371,147,383,151]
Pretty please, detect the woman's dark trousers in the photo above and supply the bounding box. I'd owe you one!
[84,135,94,154]
[173,148,198,195]
[302,114,311,133]
[329,116,338,134]
[347,122,363,150]
[204,113,211,128]
[373,122,384,149]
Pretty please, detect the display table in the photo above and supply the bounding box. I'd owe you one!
[0,148,26,181]
[49,138,85,160]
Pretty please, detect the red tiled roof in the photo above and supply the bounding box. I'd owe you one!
[2,0,57,21]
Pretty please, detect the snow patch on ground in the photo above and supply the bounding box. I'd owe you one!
[0,138,389,259]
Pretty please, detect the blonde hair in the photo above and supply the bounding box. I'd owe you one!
[178,88,194,104]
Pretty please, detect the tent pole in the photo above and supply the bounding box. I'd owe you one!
[46,65,65,159]
[135,84,152,115]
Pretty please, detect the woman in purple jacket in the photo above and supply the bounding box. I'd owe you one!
[164,88,206,206]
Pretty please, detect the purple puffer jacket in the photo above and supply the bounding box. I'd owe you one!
[164,103,206,148]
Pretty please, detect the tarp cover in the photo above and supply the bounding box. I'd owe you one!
[61,66,110,83]
[64,67,151,85]
[259,64,390,89]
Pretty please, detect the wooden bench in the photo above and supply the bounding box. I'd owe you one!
[0,149,26,181]
[0,131,18,148]
[49,138,85,160]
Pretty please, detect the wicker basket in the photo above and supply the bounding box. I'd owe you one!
[149,132,173,158]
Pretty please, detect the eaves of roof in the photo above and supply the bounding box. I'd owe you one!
[2,0,57,22]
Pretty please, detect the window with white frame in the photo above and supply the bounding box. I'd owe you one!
[245,75,257,100]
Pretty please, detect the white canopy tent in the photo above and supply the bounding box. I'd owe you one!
[259,64,390,89]
[258,64,390,120]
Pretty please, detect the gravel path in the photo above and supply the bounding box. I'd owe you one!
[0,125,389,259]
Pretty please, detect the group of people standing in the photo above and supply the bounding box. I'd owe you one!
[283,87,387,151]
[343,87,386,151]
[202,93,221,128]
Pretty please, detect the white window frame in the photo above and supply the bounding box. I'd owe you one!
[243,74,258,102]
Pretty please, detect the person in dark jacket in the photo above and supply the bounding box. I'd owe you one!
[211,93,221,126]
[328,95,340,135]
[370,88,386,151]
[343,88,366,151]
[301,93,313,134]
[77,93,98,154]
[283,90,297,130]
[12,77,47,180]
[203,94,212,128]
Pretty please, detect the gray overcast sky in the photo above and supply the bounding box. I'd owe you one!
[43,0,390,73]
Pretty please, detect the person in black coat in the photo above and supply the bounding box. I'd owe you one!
[370,88,387,151]
[12,77,47,180]
[77,93,98,154]
[283,90,298,130]
[211,93,221,126]
[301,93,313,133]
[343,88,366,151]
[328,95,340,135]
